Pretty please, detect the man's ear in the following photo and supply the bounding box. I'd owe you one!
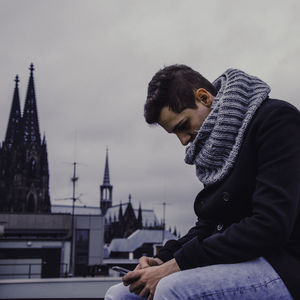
[194,88,213,108]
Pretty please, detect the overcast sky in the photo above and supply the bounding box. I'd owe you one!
[0,0,299,235]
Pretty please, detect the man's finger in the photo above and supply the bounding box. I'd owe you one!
[129,280,144,294]
[148,293,154,300]
[122,270,140,285]
[133,285,143,295]
[139,286,150,299]
[139,257,149,268]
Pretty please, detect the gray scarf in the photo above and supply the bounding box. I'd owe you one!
[185,69,270,186]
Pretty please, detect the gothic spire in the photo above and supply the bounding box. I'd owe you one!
[118,201,123,222]
[137,202,143,229]
[22,63,41,145]
[103,147,110,185]
[41,132,49,176]
[42,132,46,145]
[173,226,177,237]
[4,75,22,147]
[100,147,113,214]
[0,65,51,213]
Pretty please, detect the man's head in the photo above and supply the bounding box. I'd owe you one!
[144,64,217,145]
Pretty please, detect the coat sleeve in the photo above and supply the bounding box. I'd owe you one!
[156,217,216,262]
[173,104,300,270]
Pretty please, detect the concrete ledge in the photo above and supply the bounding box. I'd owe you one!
[0,277,122,299]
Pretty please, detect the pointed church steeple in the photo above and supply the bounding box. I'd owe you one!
[100,148,113,215]
[23,64,41,145]
[41,133,49,176]
[137,202,143,229]
[103,147,110,185]
[4,75,23,148]
[0,64,50,213]
[118,201,123,223]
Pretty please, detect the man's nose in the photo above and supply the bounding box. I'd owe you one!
[176,133,191,146]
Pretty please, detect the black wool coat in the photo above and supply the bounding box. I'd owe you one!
[156,98,300,299]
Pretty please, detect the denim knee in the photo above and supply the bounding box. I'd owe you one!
[105,283,125,300]
[154,273,181,300]
[105,282,143,300]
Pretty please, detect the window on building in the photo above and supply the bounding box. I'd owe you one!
[75,229,89,276]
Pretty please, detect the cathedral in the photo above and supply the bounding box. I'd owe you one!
[100,149,164,244]
[0,64,50,213]
[0,64,171,244]
[0,65,177,276]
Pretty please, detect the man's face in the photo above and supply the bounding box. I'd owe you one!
[158,89,213,146]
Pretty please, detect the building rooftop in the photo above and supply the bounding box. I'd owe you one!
[105,203,159,227]
[51,204,101,215]
[108,229,176,253]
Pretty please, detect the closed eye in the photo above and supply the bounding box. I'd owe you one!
[176,120,189,132]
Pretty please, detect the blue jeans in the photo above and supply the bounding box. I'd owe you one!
[105,257,293,299]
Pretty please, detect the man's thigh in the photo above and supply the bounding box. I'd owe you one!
[154,257,292,300]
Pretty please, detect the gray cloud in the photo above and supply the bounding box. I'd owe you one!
[0,0,299,235]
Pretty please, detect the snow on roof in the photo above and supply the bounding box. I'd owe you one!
[51,204,101,215]
[108,229,176,253]
[105,203,159,227]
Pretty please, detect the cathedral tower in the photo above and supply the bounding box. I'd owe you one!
[0,64,51,212]
[4,75,22,149]
[100,148,113,215]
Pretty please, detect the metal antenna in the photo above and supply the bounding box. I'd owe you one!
[55,161,81,276]
[69,161,78,276]
[73,130,78,162]
[55,132,86,276]
[158,202,171,242]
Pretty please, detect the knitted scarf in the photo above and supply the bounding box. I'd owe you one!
[185,69,271,186]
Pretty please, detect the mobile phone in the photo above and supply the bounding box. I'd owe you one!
[111,266,131,275]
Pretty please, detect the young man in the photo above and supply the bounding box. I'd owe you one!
[105,65,300,300]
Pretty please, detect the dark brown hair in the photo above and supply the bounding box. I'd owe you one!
[144,64,217,124]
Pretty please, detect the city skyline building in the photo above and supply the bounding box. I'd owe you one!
[0,64,50,213]
[100,148,113,215]
[0,64,177,279]
[100,151,165,244]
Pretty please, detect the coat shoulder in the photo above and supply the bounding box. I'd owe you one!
[250,98,300,135]
[256,98,300,119]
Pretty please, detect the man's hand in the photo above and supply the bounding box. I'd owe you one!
[123,258,180,300]
[134,256,163,270]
